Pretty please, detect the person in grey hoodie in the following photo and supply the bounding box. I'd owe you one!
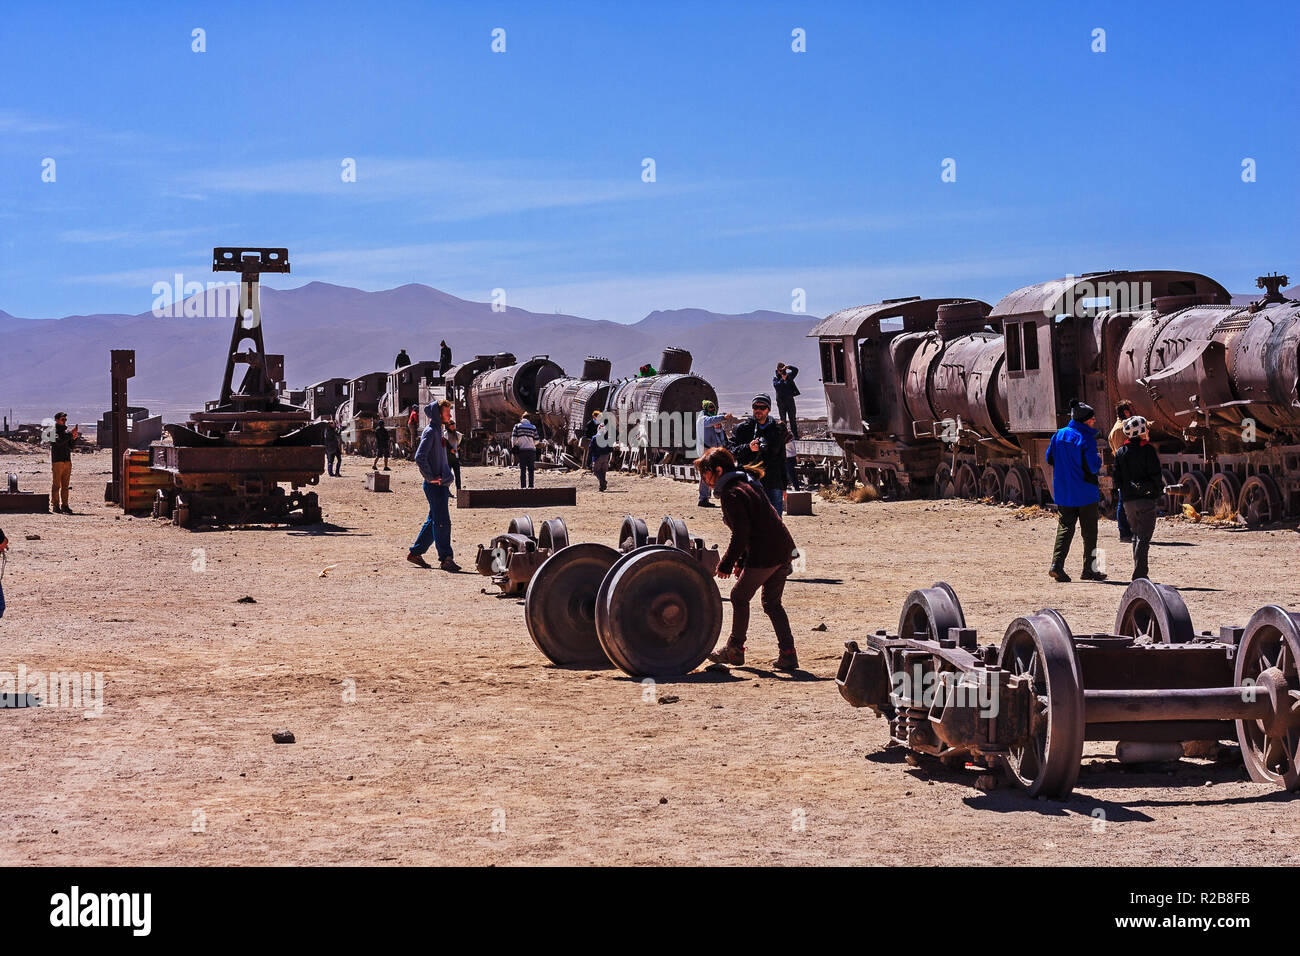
[407,399,459,571]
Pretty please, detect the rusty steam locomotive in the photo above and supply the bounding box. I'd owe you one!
[811,270,1300,524]
[329,346,716,468]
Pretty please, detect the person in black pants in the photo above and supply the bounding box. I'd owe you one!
[697,446,801,671]
[583,410,611,491]
[773,363,800,438]
[322,422,342,476]
[373,420,391,471]
[1112,415,1163,580]
[512,414,539,488]
[444,421,462,491]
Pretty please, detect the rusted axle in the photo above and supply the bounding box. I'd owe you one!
[1084,686,1273,724]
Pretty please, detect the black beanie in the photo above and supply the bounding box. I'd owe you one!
[1069,398,1095,422]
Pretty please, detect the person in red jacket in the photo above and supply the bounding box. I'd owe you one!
[695,446,800,671]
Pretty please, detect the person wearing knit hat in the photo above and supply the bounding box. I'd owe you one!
[1045,398,1106,582]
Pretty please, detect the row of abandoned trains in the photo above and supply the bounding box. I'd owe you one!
[289,347,721,473]
[286,267,1300,524]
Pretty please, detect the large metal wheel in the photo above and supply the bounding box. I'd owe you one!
[618,515,649,551]
[1204,472,1242,520]
[1234,605,1300,789]
[1001,465,1034,506]
[655,516,691,550]
[897,582,966,642]
[594,546,723,677]
[507,514,535,540]
[1114,578,1194,644]
[954,463,980,500]
[979,464,1006,502]
[525,543,619,668]
[1238,475,1283,528]
[538,517,569,551]
[1178,470,1209,512]
[997,609,1085,799]
[933,462,955,499]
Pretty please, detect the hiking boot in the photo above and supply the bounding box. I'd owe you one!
[1081,568,1108,582]
[708,644,745,666]
[60,506,74,515]
[771,651,800,671]
[697,500,715,508]
[1119,535,1133,544]
[383,466,390,471]
[1048,566,1071,583]
[439,558,461,572]
[406,551,432,569]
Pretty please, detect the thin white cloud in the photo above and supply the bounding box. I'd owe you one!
[174,156,692,220]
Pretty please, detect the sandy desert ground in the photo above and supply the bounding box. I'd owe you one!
[1,447,1297,866]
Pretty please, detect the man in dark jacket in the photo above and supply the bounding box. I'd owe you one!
[729,394,789,516]
[696,448,800,671]
[773,363,800,437]
[322,422,342,477]
[49,412,78,514]
[439,341,452,374]
[582,410,612,491]
[408,400,458,571]
[1112,415,1162,580]
[1045,399,1106,582]
[395,349,411,369]
[373,420,391,471]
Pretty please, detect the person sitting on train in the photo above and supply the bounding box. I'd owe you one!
[773,362,800,438]
[637,363,657,377]
[729,393,791,517]
[1046,399,1106,583]
[1108,401,1135,543]
[439,341,452,374]
[1112,415,1162,582]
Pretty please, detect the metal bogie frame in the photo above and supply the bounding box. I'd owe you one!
[837,579,1300,799]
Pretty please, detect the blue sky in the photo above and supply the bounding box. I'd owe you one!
[1,0,1296,321]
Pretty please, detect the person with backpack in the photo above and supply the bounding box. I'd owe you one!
[512,413,539,488]
[1112,415,1163,581]
[407,400,459,572]
[695,447,800,671]
[1046,399,1107,582]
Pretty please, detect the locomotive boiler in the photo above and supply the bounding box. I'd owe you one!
[813,269,1300,523]
[536,356,614,456]
[603,348,718,467]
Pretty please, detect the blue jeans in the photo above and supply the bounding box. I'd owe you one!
[411,480,453,561]
[1116,487,1132,538]
[517,448,536,488]
[766,487,785,517]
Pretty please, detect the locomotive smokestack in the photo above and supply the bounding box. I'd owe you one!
[1256,273,1290,305]
[581,356,612,381]
[658,347,692,375]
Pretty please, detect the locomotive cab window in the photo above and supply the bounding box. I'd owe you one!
[1022,322,1040,370]
[820,340,846,384]
[1006,323,1022,373]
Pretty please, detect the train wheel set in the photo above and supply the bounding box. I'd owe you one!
[474,513,723,677]
[836,579,1300,798]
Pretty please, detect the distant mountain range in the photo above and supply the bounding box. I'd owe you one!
[0,284,824,427]
[4,281,1294,430]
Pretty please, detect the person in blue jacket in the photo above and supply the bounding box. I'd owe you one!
[1046,399,1107,582]
[407,400,459,572]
